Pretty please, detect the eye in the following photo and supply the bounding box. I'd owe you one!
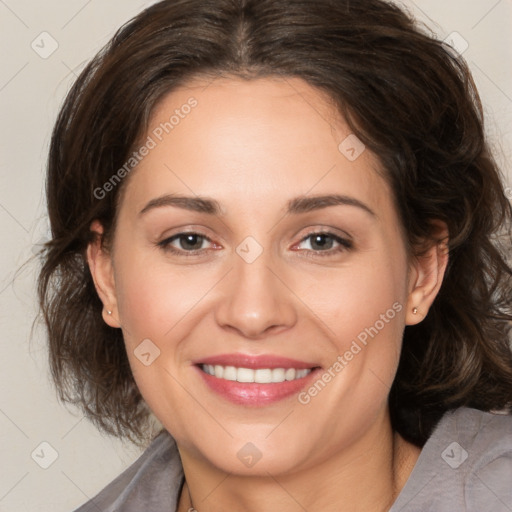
[294,231,353,255]
[158,232,215,255]
[156,230,352,258]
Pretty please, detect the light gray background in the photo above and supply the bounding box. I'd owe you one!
[1,1,511,511]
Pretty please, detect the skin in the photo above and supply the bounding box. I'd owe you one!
[88,76,449,512]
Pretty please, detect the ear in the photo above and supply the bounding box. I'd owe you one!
[86,220,121,328]
[405,221,449,325]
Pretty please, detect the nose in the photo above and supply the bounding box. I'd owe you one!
[214,248,298,339]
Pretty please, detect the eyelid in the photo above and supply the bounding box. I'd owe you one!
[157,224,218,245]
[292,225,353,245]
[292,230,353,253]
[156,226,354,258]
[157,230,219,254]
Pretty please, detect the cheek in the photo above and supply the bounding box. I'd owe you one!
[113,250,214,348]
[295,242,409,414]
[302,251,408,347]
[112,253,211,434]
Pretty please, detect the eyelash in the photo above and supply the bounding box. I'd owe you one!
[157,231,353,258]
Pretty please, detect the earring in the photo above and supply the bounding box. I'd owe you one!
[412,307,418,315]
[107,310,112,315]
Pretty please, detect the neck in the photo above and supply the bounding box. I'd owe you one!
[176,410,421,512]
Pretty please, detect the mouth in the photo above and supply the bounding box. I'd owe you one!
[200,364,313,383]
[193,353,322,405]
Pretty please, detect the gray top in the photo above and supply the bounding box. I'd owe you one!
[75,407,512,512]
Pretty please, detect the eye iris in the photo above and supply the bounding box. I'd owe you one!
[311,234,333,250]
[180,234,203,250]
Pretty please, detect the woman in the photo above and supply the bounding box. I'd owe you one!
[38,0,512,510]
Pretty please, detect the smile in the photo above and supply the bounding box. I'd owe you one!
[200,364,312,383]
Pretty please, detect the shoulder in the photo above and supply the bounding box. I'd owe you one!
[446,408,512,511]
[439,407,512,470]
[73,430,184,512]
[391,407,512,512]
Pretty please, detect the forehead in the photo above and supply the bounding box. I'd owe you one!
[120,76,392,219]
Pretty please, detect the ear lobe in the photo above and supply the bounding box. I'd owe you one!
[87,220,121,328]
[405,221,449,325]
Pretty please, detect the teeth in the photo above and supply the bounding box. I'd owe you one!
[285,368,296,381]
[254,368,272,383]
[237,367,254,382]
[271,368,286,382]
[201,364,312,383]
[223,365,237,381]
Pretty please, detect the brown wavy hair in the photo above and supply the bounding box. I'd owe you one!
[38,0,512,446]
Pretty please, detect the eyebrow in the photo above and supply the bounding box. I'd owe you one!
[139,193,376,218]
[287,194,376,217]
[140,195,222,215]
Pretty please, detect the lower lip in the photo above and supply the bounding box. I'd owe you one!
[195,366,321,406]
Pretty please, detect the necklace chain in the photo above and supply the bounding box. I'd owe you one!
[185,482,197,512]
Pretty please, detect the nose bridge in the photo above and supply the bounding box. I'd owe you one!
[214,241,297,338]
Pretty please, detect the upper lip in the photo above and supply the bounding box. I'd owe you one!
[195,353,321,370]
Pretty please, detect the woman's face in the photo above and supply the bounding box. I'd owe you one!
[101,77,421,475]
